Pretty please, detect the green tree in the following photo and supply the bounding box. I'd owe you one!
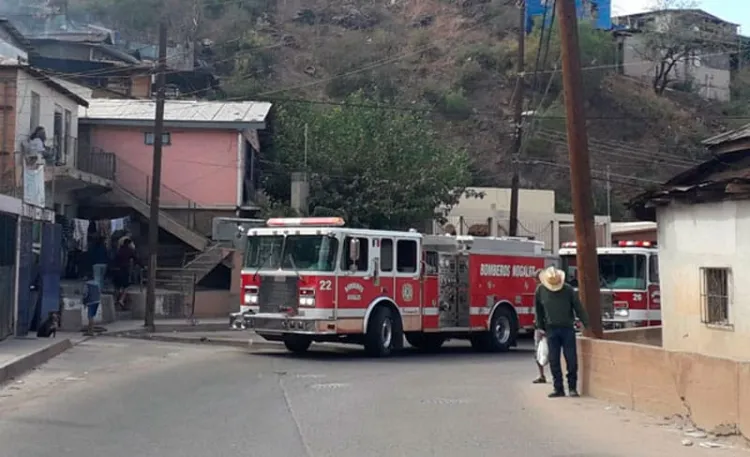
[263,93,473,229]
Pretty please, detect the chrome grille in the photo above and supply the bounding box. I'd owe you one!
[600,290,615,319]
[258,275,298,313]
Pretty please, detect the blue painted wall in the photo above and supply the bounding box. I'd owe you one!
[526,0,612,32]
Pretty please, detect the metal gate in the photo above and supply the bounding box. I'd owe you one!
[0,212,17,341]
[15,218,33,336]
[40,222,62,318]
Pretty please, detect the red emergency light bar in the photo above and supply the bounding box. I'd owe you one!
[266,217,346,227]
[561,240,655,248]
[617,240,655,248]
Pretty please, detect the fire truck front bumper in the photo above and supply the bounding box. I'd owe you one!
[245,313,338,339]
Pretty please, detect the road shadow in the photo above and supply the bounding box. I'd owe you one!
[250,342,534,364]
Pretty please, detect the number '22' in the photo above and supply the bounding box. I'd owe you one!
[319,279,332,290]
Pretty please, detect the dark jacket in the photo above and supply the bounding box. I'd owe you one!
[90,242,109,266]
[534,283,589,331]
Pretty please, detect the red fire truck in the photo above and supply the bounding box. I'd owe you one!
[232,217,558,357]
[558,240,661,329]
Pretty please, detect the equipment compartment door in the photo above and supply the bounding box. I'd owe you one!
[438,253,468,328]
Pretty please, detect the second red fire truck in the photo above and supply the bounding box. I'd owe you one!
[233,217,559,357]
[558,240,661,329]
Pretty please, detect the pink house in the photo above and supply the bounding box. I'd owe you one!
[78,99,271,213]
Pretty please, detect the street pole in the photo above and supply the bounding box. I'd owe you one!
[555,0,603,338]
[145,21,167,332]
[606,165,611,219]
[508,0,526,237]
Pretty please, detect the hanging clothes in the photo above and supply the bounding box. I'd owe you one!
[73,219,90,252]
[111,218,125,233]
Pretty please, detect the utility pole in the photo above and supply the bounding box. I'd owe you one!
[606,165,611,219]
[555,0,603,338]
[508,0,526,237]
[145,21,167,332]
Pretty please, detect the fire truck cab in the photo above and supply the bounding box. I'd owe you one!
[233,217,558,357]
[558,241,661,329]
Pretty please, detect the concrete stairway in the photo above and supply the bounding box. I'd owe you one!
[112,183,208,251]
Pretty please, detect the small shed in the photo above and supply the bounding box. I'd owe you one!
[628,124,750,361]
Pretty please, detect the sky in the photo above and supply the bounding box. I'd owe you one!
[611,0,750,33]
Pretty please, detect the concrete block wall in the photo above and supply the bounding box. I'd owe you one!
[578,336,750,440]
[60,294,116,331]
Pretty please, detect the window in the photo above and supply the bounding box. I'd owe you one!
[244,235,283,270]
[700,267,731,327]
[144,132,171,145]
[64,109,72,159]
[561,254,647,290]
[649,255,659,284]
[380,238,393,272]
[396,239,418,273]
[30,91,40,131]
[281,235,339,272]
[424,251,439,276]
[341,236,369,272]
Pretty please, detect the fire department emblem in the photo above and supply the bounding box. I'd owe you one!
[402,283,414,302]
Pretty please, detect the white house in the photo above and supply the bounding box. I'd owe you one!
[631,124,750,361]
[0,60,88,208]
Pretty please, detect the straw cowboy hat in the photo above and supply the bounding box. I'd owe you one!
[538,266,566,292]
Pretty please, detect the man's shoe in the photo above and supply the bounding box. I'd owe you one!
[569,390,580,397]
[532,376,547,384]
[548,391,565,398]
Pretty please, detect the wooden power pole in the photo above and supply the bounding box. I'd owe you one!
[508,0,526,237]
[145,21,168,332]
[555,0,603,338]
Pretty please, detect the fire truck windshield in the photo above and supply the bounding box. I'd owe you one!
[560,254,647,290]
[244,235,339,272]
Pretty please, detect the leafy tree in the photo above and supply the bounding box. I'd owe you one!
[263,92,473,230]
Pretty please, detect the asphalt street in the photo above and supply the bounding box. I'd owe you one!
[0,337,745,457]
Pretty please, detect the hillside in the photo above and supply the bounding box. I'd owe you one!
[68,0,750,220]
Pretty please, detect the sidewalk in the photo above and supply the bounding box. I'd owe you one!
[0,332,90,385]
[108,319,283,350]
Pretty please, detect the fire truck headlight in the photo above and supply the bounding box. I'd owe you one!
[615,308,629,318]
[299,296,316,307]
[244,292,258,305]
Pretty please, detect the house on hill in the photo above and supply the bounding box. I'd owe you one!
[629,123,750,361]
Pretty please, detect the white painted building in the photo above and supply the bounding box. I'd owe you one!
[613,9,738,102]
[13,65,84,168]
[632,124,750,360]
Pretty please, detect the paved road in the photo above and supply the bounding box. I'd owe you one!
[0,337,745,457]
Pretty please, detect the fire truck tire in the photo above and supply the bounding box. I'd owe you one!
[405,333,445,352]
[472,306,517,353]
[283,335,312,354]
[364,306,399,357]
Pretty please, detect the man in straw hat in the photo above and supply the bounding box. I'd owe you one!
[534,265,589,398]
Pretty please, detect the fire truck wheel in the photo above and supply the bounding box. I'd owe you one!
[472,306,517,353]
[283,335,312,354]
[364,306,399,357]
[405,334,445,352]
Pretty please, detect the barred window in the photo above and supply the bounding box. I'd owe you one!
[700,267,732,328]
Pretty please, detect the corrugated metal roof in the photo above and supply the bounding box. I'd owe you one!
[702,123,750,146]
[79,99,272,125]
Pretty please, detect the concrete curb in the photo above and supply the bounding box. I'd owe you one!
[0,338,74,386]
[108,322,230,336]
[120,333,284,351]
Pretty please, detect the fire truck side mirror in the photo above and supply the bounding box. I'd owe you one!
[349,238,360,262]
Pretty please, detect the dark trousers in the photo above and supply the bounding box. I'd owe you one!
[547,326,578,392]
